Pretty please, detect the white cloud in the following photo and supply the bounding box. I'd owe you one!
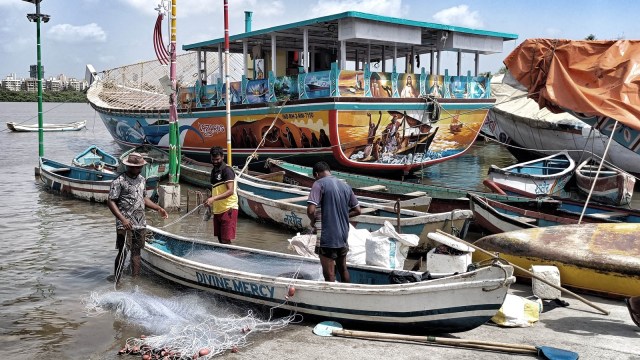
[1,36,31,54]
[309,0,407,18]
[432,5,484,28]
[48,23,107,43]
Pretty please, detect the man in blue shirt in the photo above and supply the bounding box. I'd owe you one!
[307,161,361,282]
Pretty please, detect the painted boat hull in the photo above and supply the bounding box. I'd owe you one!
[142,226,514,333]
[236,173,473,251]
[40,157,159,202]
[6,120,86,132]
[487,152,575,197]
[474,223,640,298]
[575,158,635,206]
[91,98,493,175]
[180,156,284,189]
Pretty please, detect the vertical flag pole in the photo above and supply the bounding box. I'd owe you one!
[224,0,232,165]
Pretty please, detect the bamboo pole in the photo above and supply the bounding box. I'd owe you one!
[435,229,610,315]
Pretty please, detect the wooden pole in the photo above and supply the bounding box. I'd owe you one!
[435,229,610,315]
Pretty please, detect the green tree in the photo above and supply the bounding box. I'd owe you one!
[585,34,597,40]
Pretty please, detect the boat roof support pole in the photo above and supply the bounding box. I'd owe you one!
[393,45,397,69]
[367,43,371,70]
[310,45,315,72]
[271,34,277,75]
[340,40,346,70]
[457,51,461,76]
[355,50,359,70]
[474,53,479,76]
[578,120,619,224]
[381,45,386,72]
[436,51,441,75]
[242,40,248,78]
[429,51,434,74]
[303,27,309,73]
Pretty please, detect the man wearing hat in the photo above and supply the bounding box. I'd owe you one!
[107,152,168,281]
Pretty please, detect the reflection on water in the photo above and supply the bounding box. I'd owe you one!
[1,103,638,359]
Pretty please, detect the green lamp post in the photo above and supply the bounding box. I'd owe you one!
[24,0,50,158]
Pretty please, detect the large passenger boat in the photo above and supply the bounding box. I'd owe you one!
[87,11,517,175]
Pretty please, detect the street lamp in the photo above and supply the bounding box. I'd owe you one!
[23,0,50,158]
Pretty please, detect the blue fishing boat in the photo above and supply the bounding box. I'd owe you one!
[87,11,517,176]
[118,145,171,180]
[72,145,119,172]
[141,225,515,333]
[486,151,575,197]
[39,157,159,202]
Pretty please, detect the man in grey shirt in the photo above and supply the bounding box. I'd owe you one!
[307,161,361,282]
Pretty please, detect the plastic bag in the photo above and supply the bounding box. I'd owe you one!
[491,294,543,327]
[365,221,419,269]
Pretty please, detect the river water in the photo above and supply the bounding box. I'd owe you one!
[0,102,632,359]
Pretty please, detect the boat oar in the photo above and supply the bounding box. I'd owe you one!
[435,229,610,315]
[328,327,578,360]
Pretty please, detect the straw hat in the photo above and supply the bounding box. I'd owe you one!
[122,152,147,167]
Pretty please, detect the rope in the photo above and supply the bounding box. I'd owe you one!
[114,231,130,289]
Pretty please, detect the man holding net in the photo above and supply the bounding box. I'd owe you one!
[107,152,168,282]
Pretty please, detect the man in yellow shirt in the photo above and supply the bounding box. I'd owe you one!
[204,146,239,244]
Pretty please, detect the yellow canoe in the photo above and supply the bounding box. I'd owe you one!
[473,223,640,298]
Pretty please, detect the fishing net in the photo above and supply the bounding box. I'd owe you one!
[85,287,299,358]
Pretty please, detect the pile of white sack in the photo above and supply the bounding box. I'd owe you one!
[287,221,419,270]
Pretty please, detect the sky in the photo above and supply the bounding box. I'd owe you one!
[1,0,638,80]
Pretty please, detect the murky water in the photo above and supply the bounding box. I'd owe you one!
[0,102,632,359]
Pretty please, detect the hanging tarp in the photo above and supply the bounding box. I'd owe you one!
[504,39,640,131]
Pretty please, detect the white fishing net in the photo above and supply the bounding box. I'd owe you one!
[85,287,299,358]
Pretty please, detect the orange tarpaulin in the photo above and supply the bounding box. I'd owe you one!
[503,39,640,131]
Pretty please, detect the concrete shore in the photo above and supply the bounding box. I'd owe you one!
[227,283,640,360]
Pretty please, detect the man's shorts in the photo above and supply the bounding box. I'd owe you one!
[116,229,147,254]
[213,208,238,243]
[315,245,349,260]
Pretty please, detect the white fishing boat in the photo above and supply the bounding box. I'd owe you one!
[142,226,515,333]
[6,120,86,132]
[486,151,575,197]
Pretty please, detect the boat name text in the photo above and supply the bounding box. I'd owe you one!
[282,112,314,119]
[195,272,275,298]
[199,124,226,137]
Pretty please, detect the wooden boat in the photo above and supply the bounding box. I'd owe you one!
[142,225,515,333]
[39,157,159,202]
[467,193,609,234]
[87,12,517,176]
[486,151,575,197]
[575,158,635,206]
[236,172,472,251]
[484,178,640,223]
[72,145,119,172]
[119,145,171,180]
[266,158,534,213]
[474,223,640,298]
[6,120,86,132]
[180,155,284,189]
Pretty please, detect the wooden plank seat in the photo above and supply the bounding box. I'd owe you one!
[511,215,537,224]
[48,167,71,173]
[404,191,428,197]
[280,195,310,203]
[357,184,387,191]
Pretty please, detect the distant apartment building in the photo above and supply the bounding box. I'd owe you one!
[1,73,22,91]
[46,77,62,91]
[2,72,88,92]
[22,78,38,92]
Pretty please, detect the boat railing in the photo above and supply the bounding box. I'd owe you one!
[182,62,492,110]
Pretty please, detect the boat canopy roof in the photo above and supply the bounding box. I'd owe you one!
[183,11,517,58]
[504,39,640,131]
